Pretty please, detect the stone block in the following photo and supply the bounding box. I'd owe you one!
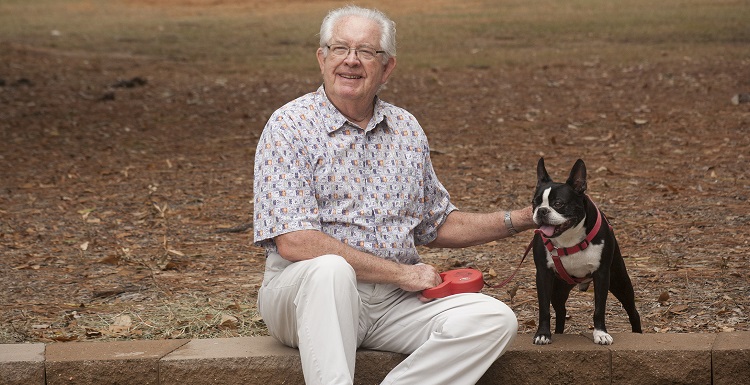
[481,333,610,385]
[45,339,188,385]
[713,331,750,385]
[0,343,45,385]
[354,349,407,385]
[160,336,304,385]
[610,333,715,385]
[161,336,408,385]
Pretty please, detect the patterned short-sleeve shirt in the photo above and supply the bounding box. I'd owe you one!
[253,85,456,264]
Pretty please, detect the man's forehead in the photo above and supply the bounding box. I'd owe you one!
[331,15,380,46]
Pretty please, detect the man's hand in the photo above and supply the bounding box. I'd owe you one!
[397,263,443,302]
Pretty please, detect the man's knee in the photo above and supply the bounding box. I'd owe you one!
[492,299,519,336]
[476,296,518,334]
[306,254,355,277]
[296,254,357,293]
[444,295,518,339]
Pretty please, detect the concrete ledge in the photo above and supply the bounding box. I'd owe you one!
[159,337,409,385]
[159,337,305,385]
[713,332,750,385]
[45,340,188,385]
[610,333,716,385]
[0,343,45,385]
[1,332,748,384]
[482,334,611,384]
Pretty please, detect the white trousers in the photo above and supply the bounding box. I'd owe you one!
[258,253,518,385]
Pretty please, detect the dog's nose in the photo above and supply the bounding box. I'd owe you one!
[537,207,550,217]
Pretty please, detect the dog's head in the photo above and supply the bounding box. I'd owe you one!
[532,158,587,238]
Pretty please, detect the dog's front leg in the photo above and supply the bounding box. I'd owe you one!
[592,268,613,345]
[533,267,555,345]
[551,279,574,334]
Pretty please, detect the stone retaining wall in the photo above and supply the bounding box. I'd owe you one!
[1,332,748,384]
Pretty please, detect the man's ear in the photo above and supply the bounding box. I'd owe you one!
[380,56,397,84]
[316,47,326,74]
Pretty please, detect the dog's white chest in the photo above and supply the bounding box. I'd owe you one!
[546,243,604,278]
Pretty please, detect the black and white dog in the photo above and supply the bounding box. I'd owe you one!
[531,158,642,345]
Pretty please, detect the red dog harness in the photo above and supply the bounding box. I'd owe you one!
[539,196,611,285]
[488,196,613,289]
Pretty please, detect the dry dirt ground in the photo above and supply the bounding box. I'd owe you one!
[1,33,749,344]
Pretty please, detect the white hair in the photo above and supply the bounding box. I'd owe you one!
[319,5,396,64]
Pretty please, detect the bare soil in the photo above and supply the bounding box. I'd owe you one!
[1,35,749,344]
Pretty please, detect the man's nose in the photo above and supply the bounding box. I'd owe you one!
[344,49,361,63]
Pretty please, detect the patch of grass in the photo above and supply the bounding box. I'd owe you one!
[0,0,325,73]
[75,296,269,341]
[1,0,747,71]
[2,295,267,343]
[395,0,750,68]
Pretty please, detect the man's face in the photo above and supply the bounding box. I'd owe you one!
[317,15,396,107]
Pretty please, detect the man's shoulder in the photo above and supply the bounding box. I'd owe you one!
[273,89,321,116]
[376,98,418,123]
[263,87,343,141]
[377,98,410,115]
[376,99,424,134]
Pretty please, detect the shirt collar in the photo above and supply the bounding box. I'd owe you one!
[316,85,388,134]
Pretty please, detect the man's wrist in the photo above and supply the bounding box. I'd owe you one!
[504,211,518,235]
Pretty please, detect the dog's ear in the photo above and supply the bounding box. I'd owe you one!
[537,157,552,185]
[566,159,587,194]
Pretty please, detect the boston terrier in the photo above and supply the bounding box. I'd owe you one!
[531,158,642,345]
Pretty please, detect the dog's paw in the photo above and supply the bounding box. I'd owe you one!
[533,334,552,345]
[593,329,613,345]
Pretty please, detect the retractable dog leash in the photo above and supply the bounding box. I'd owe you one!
[421,243,532,298]
[486,239,535,289]
[421,243,531,299]
[424,196,611,297]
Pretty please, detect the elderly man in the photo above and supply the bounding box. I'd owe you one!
[253,5,534,384]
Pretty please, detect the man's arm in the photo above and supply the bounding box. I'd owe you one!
[426,207,534,248]
[274,230,442,292]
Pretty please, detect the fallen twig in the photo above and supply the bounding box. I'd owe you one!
[215,223,253,233]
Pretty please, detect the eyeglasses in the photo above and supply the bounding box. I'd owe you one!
[326,44,385,61]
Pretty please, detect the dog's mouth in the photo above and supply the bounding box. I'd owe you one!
[538,219,575,238]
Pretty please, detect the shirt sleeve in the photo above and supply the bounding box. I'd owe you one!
[252,112,321,248]
[413,139,457,246]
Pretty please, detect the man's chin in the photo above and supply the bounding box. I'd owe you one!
[327,84,368,102]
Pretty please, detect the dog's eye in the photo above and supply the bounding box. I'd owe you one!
[552,200,564,209]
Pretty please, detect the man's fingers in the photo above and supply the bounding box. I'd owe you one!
[417,293,435,303]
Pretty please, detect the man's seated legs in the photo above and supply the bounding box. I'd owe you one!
[258,253,360,385]
[361,289,518,385]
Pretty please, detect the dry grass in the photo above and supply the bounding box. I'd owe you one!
[5,295,267,343]
[75,295,268,341]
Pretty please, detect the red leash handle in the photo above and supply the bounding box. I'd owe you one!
[421,269,485,298]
